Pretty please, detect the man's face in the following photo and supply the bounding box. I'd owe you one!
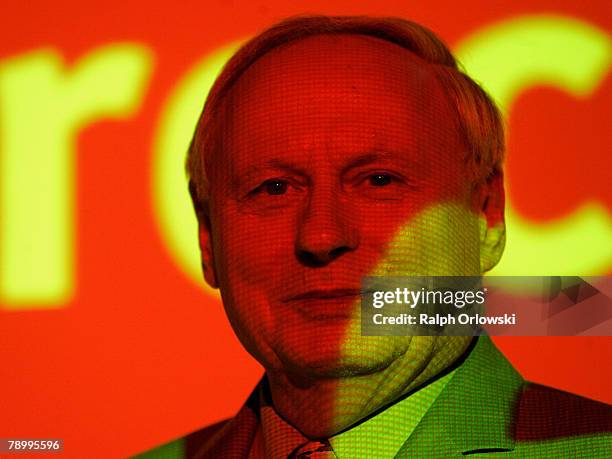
[203,34,481,379]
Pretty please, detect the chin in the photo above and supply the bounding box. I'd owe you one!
[272,324,409,379]
[338,335,413,375]
[279,353,390,380]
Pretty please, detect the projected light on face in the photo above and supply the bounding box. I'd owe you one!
[200,34,486,435]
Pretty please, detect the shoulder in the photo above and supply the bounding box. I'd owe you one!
[133,383,262,458]
[131,419,231,459]
[184,419,232,455]
[512,382,612,456]
[516,382,612,440]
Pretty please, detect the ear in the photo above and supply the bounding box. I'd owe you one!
[197,217,219,289]
[189,181,218,289]
[475,170,506,273]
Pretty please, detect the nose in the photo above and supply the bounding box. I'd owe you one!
[295,187,359,267]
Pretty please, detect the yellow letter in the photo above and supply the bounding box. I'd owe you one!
[456,15,611,275]
[0,44,153,308]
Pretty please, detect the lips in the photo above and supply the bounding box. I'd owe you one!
[280,288,371,321]
[283,288,365,302]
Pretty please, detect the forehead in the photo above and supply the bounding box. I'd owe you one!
[215,33,462,173]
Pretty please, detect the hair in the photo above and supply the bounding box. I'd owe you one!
[186,15,505,214]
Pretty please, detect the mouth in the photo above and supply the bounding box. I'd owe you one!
[281,288,375,321]
[283,288,367,303]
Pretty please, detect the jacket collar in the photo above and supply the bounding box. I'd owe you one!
[191,387,260,458]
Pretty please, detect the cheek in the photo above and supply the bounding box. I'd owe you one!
[366,202,481,276]
[213,205,296,289]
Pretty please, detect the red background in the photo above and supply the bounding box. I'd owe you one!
[1,1,610,458]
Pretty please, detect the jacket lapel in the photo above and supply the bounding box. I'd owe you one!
[395,335,524,458]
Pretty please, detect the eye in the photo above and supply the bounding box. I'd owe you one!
[348,170,409,201]
[264,179,288,195]
[369,173,393,187]
[240,176,304,213]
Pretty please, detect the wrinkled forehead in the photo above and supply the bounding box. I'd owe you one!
[223,33,452,116]
[213,33,462,174]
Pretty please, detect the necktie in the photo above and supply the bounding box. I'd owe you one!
[288,439,337,458]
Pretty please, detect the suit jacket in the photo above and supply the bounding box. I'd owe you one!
[136,336,612,458]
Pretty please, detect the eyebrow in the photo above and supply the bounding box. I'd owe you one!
[339,151,398,175]
[235,158,308,184]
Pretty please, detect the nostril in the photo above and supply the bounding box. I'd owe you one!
[329,246,350,259]
[295,245,351,267]
[296,250,328,267]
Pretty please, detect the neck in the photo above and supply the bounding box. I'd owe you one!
[265,336,473,438]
